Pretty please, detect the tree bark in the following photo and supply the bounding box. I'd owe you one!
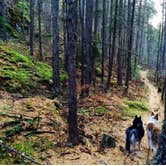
[29,0,35,56]
[51,0,60,96]
[125,0,136,92]
[106,0,118,90]
[38,0,43,61]
[134,0,142,70]
[101,0,107,89]
[117,0,123,86]
[66,0,79,145]
[154,78,166,164]
[84,0,93,96]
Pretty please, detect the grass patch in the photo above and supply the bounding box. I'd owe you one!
[93,106,108,115]
[78,107,89,115]
[0,140,34,164]
[13,141,34,157]
[33,137,54,151]
[78,106,108,116]
[119,98,149,117]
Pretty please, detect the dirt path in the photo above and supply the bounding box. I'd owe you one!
[48,70,164,165]
[140,70,164,124]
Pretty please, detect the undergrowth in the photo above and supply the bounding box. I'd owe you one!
[119,98,149,117]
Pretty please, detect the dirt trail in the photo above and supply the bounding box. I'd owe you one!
[48,70,164,165]
[140,70,164,124]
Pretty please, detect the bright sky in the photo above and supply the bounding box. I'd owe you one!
[150,0,163,28]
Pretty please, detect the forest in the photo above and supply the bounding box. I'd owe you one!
[0,0,166,165]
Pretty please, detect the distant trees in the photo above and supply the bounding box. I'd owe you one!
[0,0,7,41]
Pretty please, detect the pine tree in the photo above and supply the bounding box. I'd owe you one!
[51,0,60,96]
[66,0,79,145]
[29,0,35,56]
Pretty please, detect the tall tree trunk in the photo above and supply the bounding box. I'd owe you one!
[155,25,162,84]
[134,0,142,70]
[92,0,99,92]
[138,0,147,64]
[162,3,166,70]
[51,0,60,96]
[66,0,79,145]
[63,0,68,71]
[94,0,99,38]
[84,0,93,96]
[38,0,43,61]
[117,0,123,85]
[154,77,166,164]
[125,0,136,92]
[106,0,118,90]
[0,0,7,41]
[101,0,107,89]
[29,0,35,56]
[108,0,113,70]
[122,0,127,68]
[80,0,86,96]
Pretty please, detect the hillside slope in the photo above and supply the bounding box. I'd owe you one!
[0,43,52,95]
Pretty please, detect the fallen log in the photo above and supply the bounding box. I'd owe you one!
[0,142,42,165]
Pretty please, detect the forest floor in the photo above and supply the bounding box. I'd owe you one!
[47,70,164,165]
[0,70,164,165]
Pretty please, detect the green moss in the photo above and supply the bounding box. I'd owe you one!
[118,98,148,117]
[17,1,30,23]
[60,71,68,83]
[78,107,89,115]
[12,141,34,164]
[124,99,148,111]
[13,141,34,156]
[36,62,52,82]
[95,67,102,76]
[93,106,108,115]
[33,137,54,151]
[0,44,52,94]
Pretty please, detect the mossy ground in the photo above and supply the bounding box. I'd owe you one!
[0,42,68,96]
[118,98,149,117]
